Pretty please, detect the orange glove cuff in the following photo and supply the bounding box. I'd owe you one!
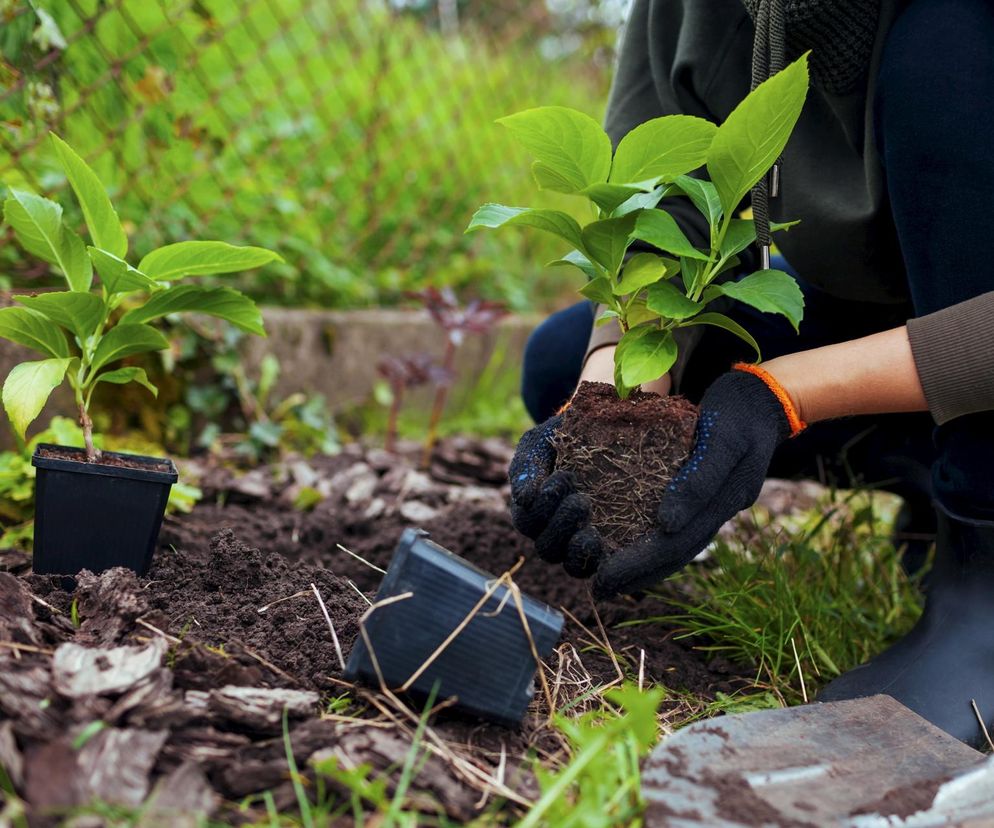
[732,363,807,437]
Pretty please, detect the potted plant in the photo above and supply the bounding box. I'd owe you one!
[1,133,279,575]
[467,57,809,551]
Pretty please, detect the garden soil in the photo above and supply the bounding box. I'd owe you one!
[0,436,889,825]
[555,381,698,550]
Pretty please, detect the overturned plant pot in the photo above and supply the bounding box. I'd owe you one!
[555,381,698,551]
[346,528,563,726]
[31,444,178,576]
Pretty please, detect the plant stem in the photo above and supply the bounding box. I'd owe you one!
[385,387,402,453]
[77,400,100,463]
[421,340,456,468]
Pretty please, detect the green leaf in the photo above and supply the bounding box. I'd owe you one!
[89,324,169,374]
[91,366,158,397]
[626,298,661,327]
[720,219,800,260]
[0,307,69,358]
[467,204,586,253]
[582,181,655,215]
[615,252,670,295]
[680,312,762,360]
[618,327,678,388]
[88,247,158,294]
[497,106,612,193]
[138,241,282,281]
[120,285,265,335]
[672,175,723,226]
[3,190,92,291]
[711,269,805,331]
[632,210,708,260]
[2,358,72,439]
[707,55,809,217]
[610,115,717,183]
[579,277,617,307]
[582,213,637,276]
[14,292,105,342]
[547,249,599,280]
[594,309,620,327]
[612,185,669,217]
[646,280,703,320]
[50,134,127,258]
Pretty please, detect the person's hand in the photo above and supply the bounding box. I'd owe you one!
[507,414,604,576]
[592,365,806,598]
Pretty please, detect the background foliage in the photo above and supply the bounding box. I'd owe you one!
[1,0,627,311]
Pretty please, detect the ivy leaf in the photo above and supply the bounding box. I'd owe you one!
[120,285,265,335]
[578,277,617,307]
[3,190,92,291]
[707,55,809,217]
[680,312,762,360]
[615,252,672,296]
[626,298,661,327]
[646,280,703,320]
[497,106,612,193]
[594,309,620,327]
[50,134,128,258]
[91,366,158,398]
[547,249,599,280]
[90,324,169,374]
[2,358,73,439]
[0,307,70,358]
[612,185,669,217]
[88,247,159,294]
[632,210,708,260]
[618,327,678,389]
[610,115,717,184]
[582,213,637,276]
[672,175,723,226]
[468,204,586,253]
[138,241,282,281]
[14,292,105,343]
[710,269,805,331]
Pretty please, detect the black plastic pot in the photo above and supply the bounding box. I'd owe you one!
[346,528,564,726]
[31,444,178,576]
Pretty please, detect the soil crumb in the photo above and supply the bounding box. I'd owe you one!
[146,528,368,691]
[555,381,698,549]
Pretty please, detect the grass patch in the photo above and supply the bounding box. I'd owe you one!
[636,490,925,705]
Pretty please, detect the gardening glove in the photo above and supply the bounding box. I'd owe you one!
[592,364,806,599]
[508,414,598,572]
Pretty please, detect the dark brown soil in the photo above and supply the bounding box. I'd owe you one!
[0,437,756,824]
[554,381,698,550]
[36,444,175,474]
[850,773,946,819]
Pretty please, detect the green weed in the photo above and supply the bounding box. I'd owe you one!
[636,492,925,704]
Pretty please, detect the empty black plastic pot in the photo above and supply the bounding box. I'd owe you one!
[346,528,564,726]
[31,444,178,576]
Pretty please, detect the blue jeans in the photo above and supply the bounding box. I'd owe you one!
[522,0,994,515]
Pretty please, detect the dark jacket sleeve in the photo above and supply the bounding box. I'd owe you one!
[906,292,994,425]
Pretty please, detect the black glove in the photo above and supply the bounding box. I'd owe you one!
[508,415,603,576]
[592,367,803,598]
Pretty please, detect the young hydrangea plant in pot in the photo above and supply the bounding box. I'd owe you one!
[2,134,279,576]
[468,56,809,553]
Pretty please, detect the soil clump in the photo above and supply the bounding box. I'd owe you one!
[554,381,698,550]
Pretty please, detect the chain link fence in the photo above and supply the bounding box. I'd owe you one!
[1,0,628,310]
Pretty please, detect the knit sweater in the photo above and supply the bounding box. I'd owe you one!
[585,0,993,425]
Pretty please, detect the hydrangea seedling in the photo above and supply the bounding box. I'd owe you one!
[468,56,810,398]
[1,133,280,461]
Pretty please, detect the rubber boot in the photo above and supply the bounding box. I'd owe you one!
[816,503,994,748]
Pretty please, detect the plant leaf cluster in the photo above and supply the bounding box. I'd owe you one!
[468,56,810,397]
[1,133,281,448]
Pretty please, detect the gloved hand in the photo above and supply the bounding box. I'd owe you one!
[507,414,603,577]
[592,365,806,598]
